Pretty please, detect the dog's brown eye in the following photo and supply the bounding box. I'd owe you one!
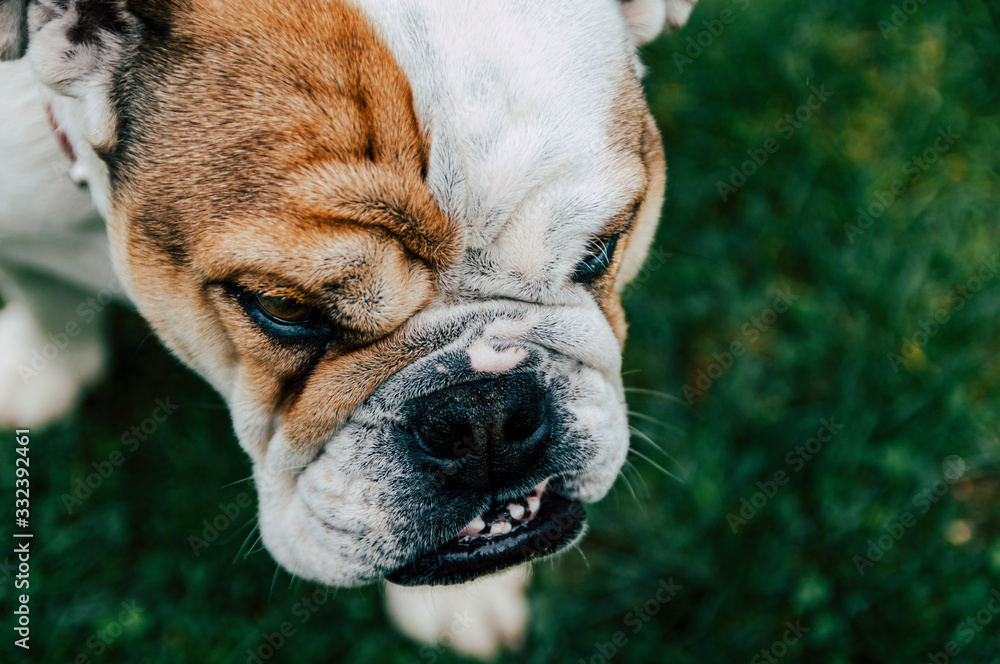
[229,284,333,344]
[253,294,312,323]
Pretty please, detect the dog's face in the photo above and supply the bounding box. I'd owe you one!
[4,0,691,586]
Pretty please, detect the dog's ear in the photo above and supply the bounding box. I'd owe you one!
[0,0,173,63]
[0,0,29,60]
[22,0,132,155]
[26,0,183,92]
[619,0,698,45]
[26,0,132,95]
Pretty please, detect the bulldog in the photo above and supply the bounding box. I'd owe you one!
[0,0,695,656]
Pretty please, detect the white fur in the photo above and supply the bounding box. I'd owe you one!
[0,300,104,426]
[27,1,118,217]
[0,58,112,426]
[358,0,645,291]
[467,343,527,373]
[0,0,700,658]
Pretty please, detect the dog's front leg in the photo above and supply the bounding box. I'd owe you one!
[0,265,108,427]
[0,59,117,427]
[385,566,529,660]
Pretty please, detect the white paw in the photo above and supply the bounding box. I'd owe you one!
[0,301,105,428]
[385,566,529,660]
[622,0,698,43]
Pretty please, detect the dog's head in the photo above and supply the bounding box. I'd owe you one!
[3,0,695,585]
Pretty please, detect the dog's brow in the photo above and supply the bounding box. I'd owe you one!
[287,162,459,271]
[192,222,399,284]
[602,195,645,237]
[192,217,436,336]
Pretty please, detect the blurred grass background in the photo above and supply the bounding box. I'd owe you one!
[3,0,999,662]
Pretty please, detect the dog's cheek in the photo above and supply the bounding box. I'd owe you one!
[559,368,629,503]
[254,471,380,587]
[270,329,437,472]
[229,360,294,459]
[587,281,629,349]
[110,224,241,395]
[217,322,335,460]
[605,295,628,348]
[614,112,666,291]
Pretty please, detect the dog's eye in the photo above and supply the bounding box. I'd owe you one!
[253,293,312,323]
[572,233,621,285]
[229,285,333,344]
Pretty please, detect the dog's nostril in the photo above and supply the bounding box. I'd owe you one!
[407,375,548,464]
[411,420,477,460]
[504,395,545,446]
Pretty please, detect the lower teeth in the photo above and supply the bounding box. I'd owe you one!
[488,521,512,536]
[457,482,547,540]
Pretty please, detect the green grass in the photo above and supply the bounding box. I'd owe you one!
[3,0,999,662]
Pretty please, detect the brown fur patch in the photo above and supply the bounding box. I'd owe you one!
[112,0,455,265]
[590,77,665,346]
[106,0,457,455]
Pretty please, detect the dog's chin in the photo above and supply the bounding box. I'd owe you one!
[252,375,627,588]
[386,481,587,587]
[256,478,589,589]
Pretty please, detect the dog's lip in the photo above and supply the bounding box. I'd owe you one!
[385,483,586,586]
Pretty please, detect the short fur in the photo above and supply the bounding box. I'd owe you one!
[0,0,695,655]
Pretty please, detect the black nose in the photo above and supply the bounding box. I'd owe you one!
[408,375,548,487]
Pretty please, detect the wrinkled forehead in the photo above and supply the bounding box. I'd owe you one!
[107,0,649,276]
[356,0,651,248]
[106,0,453,269]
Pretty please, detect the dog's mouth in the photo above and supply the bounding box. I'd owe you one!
[385,480,586,586]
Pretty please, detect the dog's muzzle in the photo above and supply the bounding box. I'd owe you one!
[386,373,586,585]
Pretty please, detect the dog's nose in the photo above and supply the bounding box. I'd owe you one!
[408,375,548,484]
